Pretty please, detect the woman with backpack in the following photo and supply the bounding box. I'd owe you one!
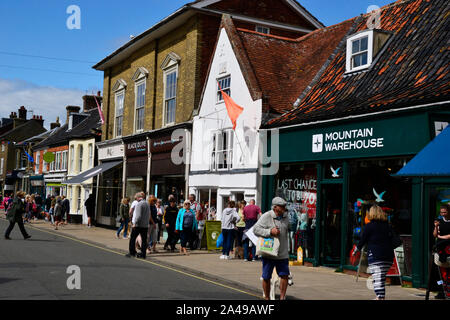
[4,191,31,240]
[175,200,198,255]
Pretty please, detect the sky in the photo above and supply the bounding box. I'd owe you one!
[0,0,394,128]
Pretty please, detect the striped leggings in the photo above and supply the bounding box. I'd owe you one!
[369,261,392,299]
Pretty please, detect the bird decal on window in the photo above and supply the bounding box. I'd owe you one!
[373,188,386,202]
[330,166,341,178]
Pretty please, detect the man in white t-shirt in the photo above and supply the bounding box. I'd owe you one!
[129,192,145,220]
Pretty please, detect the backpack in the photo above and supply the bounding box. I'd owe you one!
[183,210,194,229]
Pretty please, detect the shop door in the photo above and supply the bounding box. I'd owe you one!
[320,184,343,266]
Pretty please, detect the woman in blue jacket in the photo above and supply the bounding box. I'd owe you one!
[354,205,395,300]
[176,200,198,255]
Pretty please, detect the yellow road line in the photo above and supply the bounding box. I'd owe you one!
[25,223,262,299]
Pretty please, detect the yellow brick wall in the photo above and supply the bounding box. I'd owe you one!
[102,15,202,140]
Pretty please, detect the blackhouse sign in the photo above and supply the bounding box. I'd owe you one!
[278,113,430,163]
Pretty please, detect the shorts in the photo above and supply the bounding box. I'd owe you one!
[261,258,290,280]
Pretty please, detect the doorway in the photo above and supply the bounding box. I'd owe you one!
[320,184,343,266]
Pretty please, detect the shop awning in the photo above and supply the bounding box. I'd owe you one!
[64,160,122,185]
[395,126,450,177]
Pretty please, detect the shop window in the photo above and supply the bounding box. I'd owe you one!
[324,161,343,179]
[347,157,413,276]
[275,163,318,260]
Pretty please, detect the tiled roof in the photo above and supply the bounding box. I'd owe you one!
[0,120,46,143]
[33,109,101,150]
[221,15,356,117]
[266,0,450,128]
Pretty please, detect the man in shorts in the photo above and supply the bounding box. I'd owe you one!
[253,197,290,300]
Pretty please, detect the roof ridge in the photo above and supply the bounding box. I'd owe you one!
[235,28,298,42]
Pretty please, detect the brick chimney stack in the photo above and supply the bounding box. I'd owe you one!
[50,117,61,130]
[66,105,81,124]
[82,92,102,112]
[18,106,27,120]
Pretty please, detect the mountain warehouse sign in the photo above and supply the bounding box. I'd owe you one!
[312,128,384,153]
[277,113,431,163]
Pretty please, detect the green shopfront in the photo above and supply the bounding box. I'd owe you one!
[262,109,450,288]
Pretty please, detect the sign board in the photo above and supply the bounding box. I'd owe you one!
[98,143,124,161]
[205,221,222,250]
[279,113,430,163]
[387,251,402,278]
[125,140,147,157]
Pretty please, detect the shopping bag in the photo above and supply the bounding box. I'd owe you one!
[256,236,280,258]
[216,232,223,248]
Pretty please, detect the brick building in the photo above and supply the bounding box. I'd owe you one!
[92,0,323,226]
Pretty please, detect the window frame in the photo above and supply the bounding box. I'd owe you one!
[78,146,83,173]
[217,75,231,103]
[88,144,93,167]
[114,90,125,138]
[210,129,234,172]
[134,78,146,133]
[256,25,270,34]
[345,30,374,73]
[35,152,40,174]
[163,66,178,127]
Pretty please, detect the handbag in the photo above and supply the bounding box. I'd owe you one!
[256,236,280,258]
[390,229,402,249]
[216,232,224,248]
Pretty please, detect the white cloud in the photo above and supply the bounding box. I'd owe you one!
[0,78,86,129]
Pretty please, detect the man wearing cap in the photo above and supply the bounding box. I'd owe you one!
[253,197,289,300]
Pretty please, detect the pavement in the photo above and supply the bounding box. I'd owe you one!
[1,214,433,300]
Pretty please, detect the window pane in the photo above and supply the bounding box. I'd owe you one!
[361,52,368,65]
[353,54,362,67]
[352,39,360,54]
[360,36,368,51]
[165,99,176,124]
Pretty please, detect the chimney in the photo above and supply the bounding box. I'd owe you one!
[9,112,16,119]
[50,117,61,130]
[32,115,44,128]
[18,106,27,120]
[66,105,81,124]
[82,93,102,112]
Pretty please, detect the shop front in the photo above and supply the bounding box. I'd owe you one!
[149,127,189,205]
[123,135,148,199]
[262,111,446,287]
[30,175,45,196]
[96,139,124,226]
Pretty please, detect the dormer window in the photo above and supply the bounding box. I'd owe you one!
[256,25,270,34]
[346,30,373,73]
[346,29,391,74]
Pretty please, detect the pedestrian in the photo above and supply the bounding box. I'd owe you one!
[197,201,208,249]
[84,193,96,228]
[175,200,198,255]
[24,195,32,223]
[189,194,201,250]
[353,205,396,300]
[164,196,179,252]
[126,193,150,259]
[156,199,164,244]
[432,204,450,299]
[116,197,130,239]
[254,197,290,300]
[54,198,63,230]
[4,191,32,240]
[243,199,261,261]
[236,200,247,256]
[61,195,70,224]
[147,195,158,254]
[35,193,43,219]
[220,200,240,260]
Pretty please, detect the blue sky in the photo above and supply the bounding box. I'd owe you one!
[0,0,393,126]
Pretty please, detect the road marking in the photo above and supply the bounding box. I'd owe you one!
[22,222,261,299]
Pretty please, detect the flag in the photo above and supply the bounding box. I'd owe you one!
[218,82,243,130]
[94,95,105,125]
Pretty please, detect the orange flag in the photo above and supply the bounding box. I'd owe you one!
[219,82,243,130]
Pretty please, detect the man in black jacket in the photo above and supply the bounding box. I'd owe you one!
[164,196,179,252]
[4,191,31,240]
[61,196,70,224]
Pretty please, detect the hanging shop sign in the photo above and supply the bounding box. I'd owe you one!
[279,113,430,163]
